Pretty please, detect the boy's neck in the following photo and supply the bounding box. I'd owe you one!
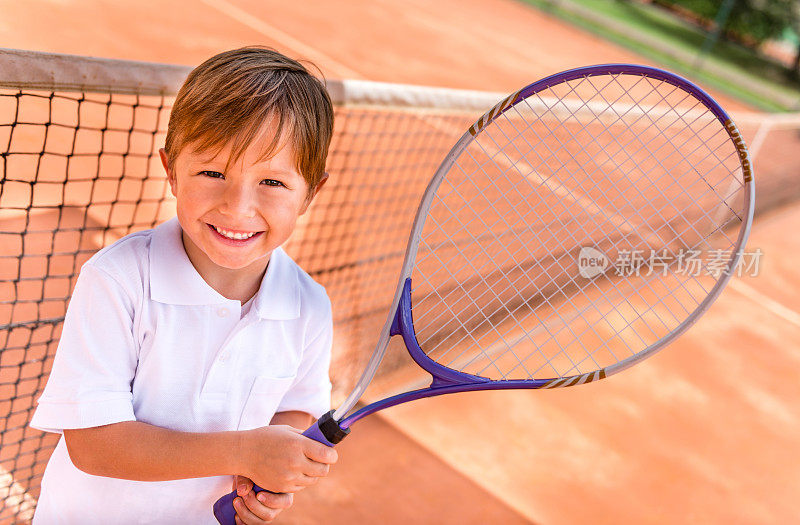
[203,267,265,304]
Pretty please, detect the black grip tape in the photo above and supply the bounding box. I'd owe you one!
[318,410,350,444]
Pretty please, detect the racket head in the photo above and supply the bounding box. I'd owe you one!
[396,64,753,388]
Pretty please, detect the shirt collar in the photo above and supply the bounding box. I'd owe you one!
[251,247,300,320]
[149,218,300,319]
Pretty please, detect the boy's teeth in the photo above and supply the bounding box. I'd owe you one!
[213,226,257,240]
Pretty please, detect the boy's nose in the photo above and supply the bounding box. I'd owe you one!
[220,183,256,218]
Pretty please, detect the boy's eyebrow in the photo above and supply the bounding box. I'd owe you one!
[249,165,297,175]
[185,156,300,177]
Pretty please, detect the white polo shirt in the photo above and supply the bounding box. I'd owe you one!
[30,217,332,524]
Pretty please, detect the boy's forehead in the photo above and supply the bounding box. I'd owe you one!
[181,130,297,167]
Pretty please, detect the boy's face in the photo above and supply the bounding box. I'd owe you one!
[160,132,322,277]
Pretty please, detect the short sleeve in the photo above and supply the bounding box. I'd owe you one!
[30,264,138,433]
[276,297,333,419]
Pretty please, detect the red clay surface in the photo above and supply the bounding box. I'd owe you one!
[292,412,534,525]
[2,1,798,524]
[2,0,748,110]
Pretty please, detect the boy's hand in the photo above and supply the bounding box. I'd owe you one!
[231,475,292,524]
[238,425,337,493]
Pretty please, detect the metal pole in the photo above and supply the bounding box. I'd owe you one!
[694,0,738,69]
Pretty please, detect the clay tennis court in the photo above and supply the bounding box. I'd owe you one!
[2,0,799,523]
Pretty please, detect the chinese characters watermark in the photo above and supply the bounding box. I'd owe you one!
[577,247,763,278]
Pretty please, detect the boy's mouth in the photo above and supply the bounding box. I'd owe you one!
[208,223,263,242]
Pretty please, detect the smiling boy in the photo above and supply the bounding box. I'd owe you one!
[30,47,337,524]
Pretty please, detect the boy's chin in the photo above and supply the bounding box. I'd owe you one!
[209,253,272,272]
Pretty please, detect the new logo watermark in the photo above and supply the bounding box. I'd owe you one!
[577,247,610,278]
[576,247,763,278]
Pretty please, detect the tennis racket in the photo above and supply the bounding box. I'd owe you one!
[213,64,753,523]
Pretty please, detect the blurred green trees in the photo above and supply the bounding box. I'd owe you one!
[653,0,800,75]
[654,0,793,42]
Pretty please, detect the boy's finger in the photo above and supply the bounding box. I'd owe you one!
[236,476,254,497]
[302,459,330,478]
[234,495,279,524]
[256,491,293,510]
[287,473,322,492]
[284,479,314,493]
[242,488,283,518]
[302,441,338,464]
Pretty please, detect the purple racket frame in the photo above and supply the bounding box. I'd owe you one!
[213,64,754,524]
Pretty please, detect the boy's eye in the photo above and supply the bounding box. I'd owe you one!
[199,170,224,178]
[261,179,286,188]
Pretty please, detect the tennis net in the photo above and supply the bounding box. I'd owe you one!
[1,48,799,522]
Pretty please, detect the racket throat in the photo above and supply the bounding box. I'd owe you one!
[391,278,491,389]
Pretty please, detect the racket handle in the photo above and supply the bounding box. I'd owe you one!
[213,488,248,525]
[213,411,349,524]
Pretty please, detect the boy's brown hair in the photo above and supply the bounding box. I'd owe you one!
[164,46,334,190]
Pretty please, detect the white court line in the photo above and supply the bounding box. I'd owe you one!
[199,0,365,79]
[729,279,800,328]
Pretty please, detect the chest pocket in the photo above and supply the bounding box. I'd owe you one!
[238,375,296,430]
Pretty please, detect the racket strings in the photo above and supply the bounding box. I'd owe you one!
[560,265,712,374]
[418,178,720,378]
[415,233,534,377]
[466,116,720,330]
[417,201,550,360]
[536,77,743,249]
[459,243,686,379]
[506,97,712,252]
[478,204,701,374]
[522,240,714,378]
[444,88,712,252]
[427,236,710,381]
[416,143,716,376]
[410,73,745,381]
[521,84,733,241]
[480,251,712,380]
[418,175,647,376]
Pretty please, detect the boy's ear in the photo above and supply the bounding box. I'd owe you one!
[159,148,177,196]
[300,173,329,215]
